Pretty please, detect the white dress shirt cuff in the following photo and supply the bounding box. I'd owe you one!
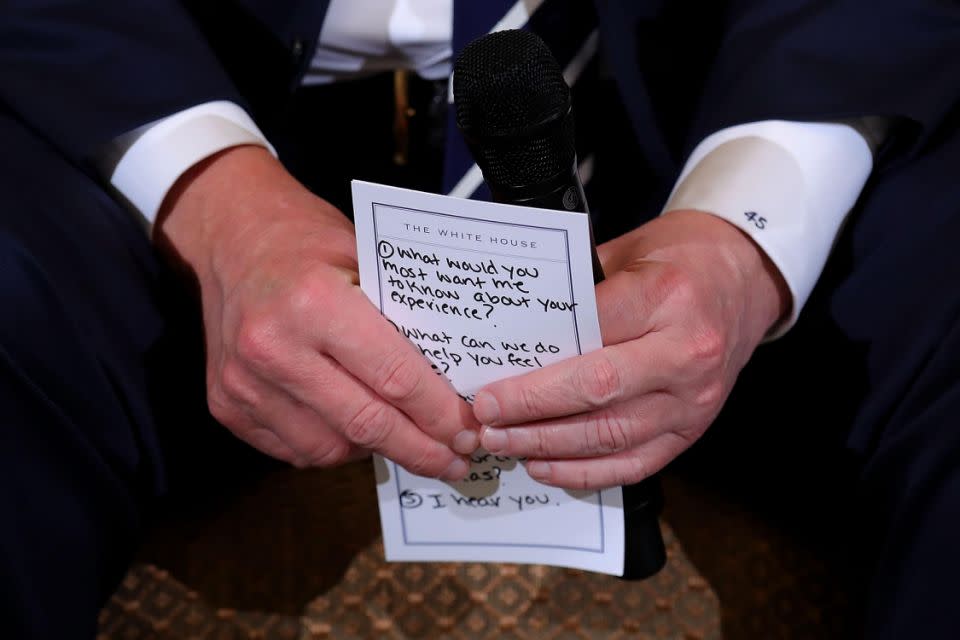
[663,120,873,339]
[109,101,275,225]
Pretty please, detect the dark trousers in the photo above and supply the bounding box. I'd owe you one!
[2,80,958,636]
[682,122,960,638]
[0,111,167,638]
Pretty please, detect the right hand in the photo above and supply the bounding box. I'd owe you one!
[156,146,478,480]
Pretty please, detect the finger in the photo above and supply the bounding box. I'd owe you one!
[523,431,691,490]
[210,401,301,464]
[217,359,365,466]
[318,287,479,448]
[473,334,681,427]
[276,350,472,480]
[594,264,663,345]
[242,411,370,467]
[480,392,680,459]
[242,384,367,469]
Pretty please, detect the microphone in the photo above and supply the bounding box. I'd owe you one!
[453,30,667,580]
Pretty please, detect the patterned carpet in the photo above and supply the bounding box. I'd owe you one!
[99,463,720,639]
[100,532,717,639]
[98,454,853,639]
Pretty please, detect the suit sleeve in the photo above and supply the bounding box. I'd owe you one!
[690,0,960,155]
[0,1,244,170]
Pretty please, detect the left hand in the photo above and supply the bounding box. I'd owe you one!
[472,210,790,490]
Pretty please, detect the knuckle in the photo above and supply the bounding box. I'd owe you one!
[652,265,695,306]
[207,388,236,426]
[218,360,256,405]
[516,386,549,420]
[342,400,392,448]
[235,315,281,370]
[286,278,329,316]
[305,439,353,468]
[290,455,313,470]
[616,456,649,486]
[274,450,301,467]
[575,466,593,491]
[375,348,422,405]
[534,426,552,457]
[693,380,725,412]
[404,443,445,477]
[688,327,726,367]
[670,428,699,449]
[588,412,631,455]
[667,273,698,307]
[244,427,296,464]
[577,355,623,408]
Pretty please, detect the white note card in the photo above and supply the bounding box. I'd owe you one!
[352,180,624,576]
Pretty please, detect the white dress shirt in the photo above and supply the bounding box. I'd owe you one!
[107,0,876,336]
[303,0,452,84]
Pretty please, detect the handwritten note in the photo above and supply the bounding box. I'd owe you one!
[353,181,624,576]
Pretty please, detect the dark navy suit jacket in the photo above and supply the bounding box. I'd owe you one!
[2,0,957,189]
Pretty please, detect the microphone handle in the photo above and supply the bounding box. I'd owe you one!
[489,163,667,580]
[488,178,606,286]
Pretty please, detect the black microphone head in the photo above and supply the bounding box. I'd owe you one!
[453,30,576,193]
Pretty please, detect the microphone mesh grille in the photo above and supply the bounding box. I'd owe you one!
[454,30,575,189]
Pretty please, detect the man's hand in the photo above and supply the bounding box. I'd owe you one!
[156,146,478,479]
[474,210,790,489]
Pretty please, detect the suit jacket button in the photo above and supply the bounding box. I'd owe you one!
[291,37,305,62]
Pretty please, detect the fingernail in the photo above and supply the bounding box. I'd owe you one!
[526,461,551,480]
[473,391,501,425]
[481,427,507,454]
[441,457,470,481]
[453,430,479,454]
